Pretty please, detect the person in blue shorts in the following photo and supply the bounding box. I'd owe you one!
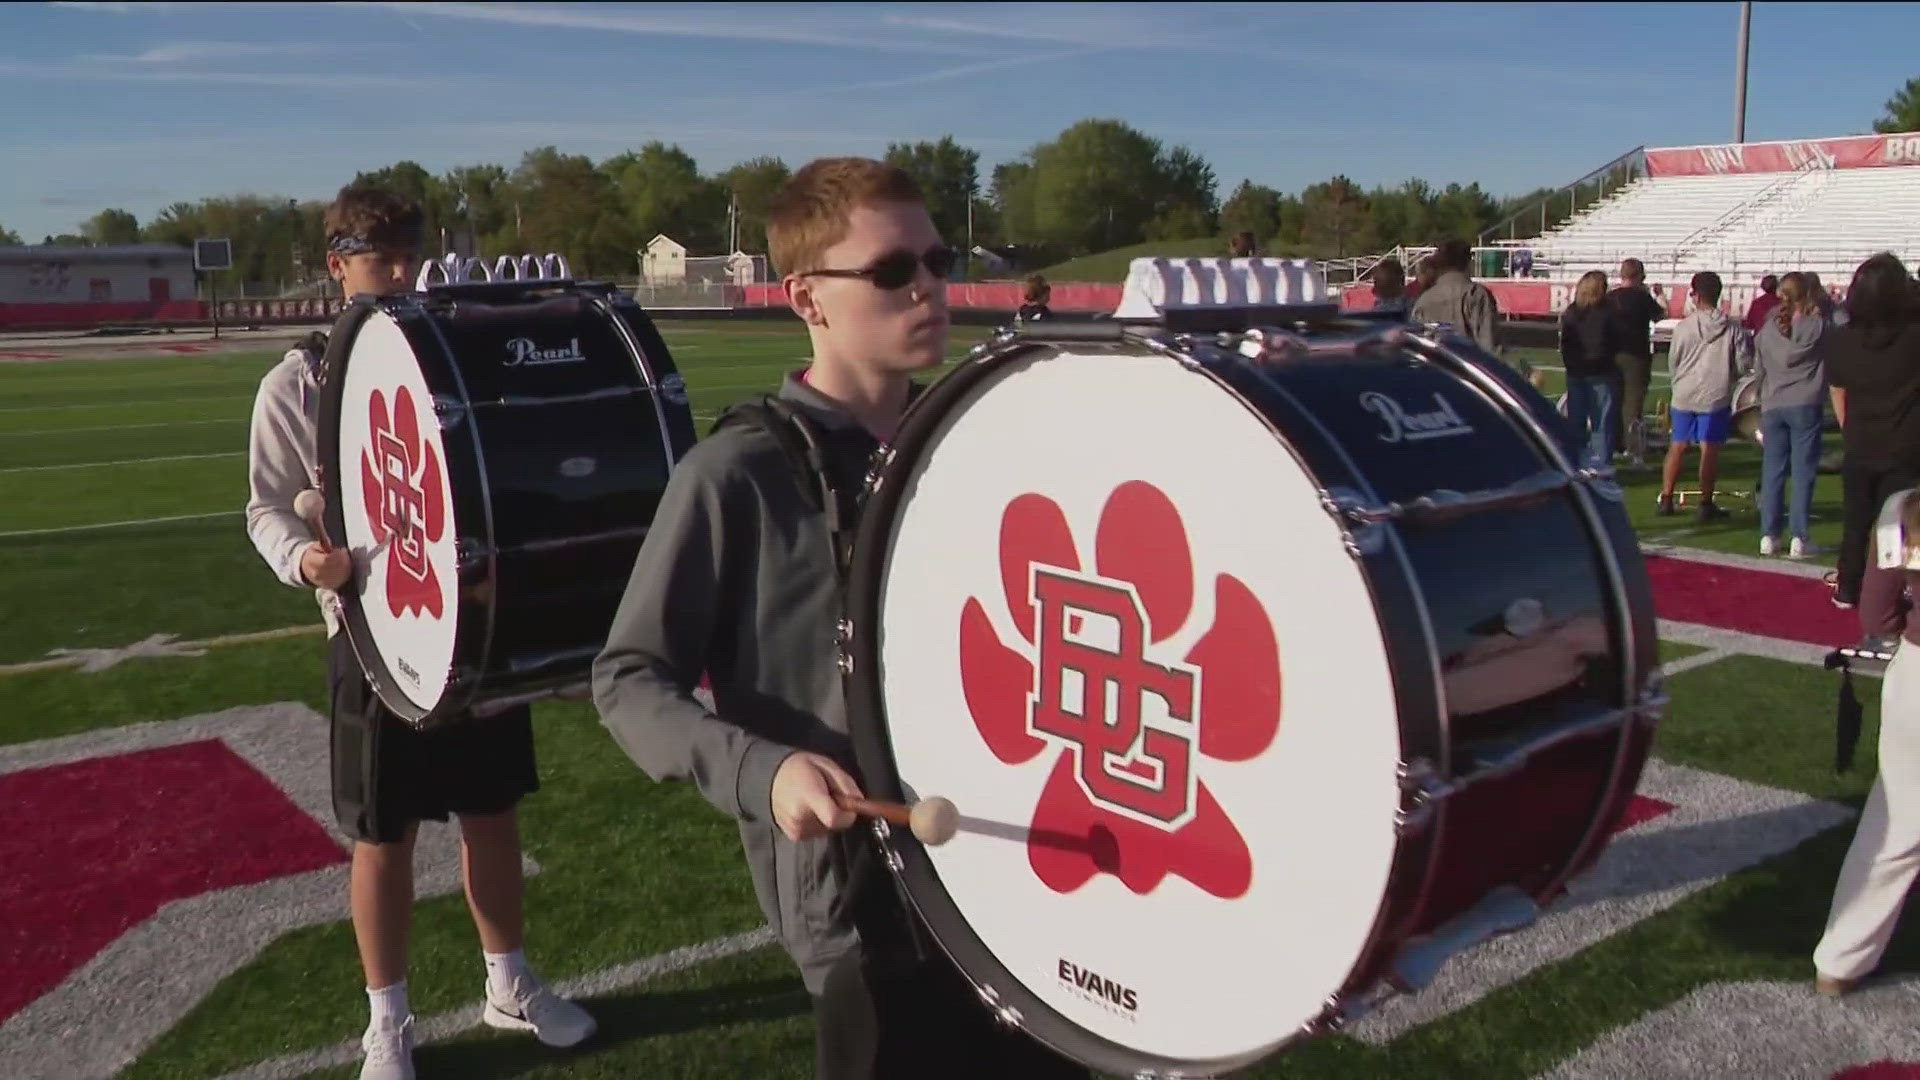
[1657,270,1751,522]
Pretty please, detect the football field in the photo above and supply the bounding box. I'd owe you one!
[2,323,1914,1080]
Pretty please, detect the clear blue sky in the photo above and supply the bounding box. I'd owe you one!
[2,1,1915,244]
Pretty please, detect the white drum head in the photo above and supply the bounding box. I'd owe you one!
[873,348,1403,1066]
[338,311,461,714]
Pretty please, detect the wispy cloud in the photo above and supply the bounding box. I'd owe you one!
[49,2,182,12]
[0,58,429,90]
[365,2,994,56]
[81,40,344,64]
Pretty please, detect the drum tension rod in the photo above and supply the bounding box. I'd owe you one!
[1337,469,1572,527]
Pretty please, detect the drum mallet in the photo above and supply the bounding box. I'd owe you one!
[837,794,959,846]
[293,489,330,546]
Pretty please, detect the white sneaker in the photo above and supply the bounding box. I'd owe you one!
[360,1016,416,1080]
[1791,538,1825,559]
[483,976,597,1048]
[1760,536,1777,556]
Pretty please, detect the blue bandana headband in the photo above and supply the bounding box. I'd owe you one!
[327,234,377,256]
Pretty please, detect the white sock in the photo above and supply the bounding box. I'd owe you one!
[484,948,533,998]
[367,982,410,1029]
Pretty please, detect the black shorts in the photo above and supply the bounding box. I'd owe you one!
[328,632,538,845]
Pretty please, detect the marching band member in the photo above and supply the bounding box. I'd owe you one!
[593,158,1087,1080]
[1814,489,1920,996]
[244,183,592,1080]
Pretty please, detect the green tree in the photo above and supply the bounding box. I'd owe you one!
[0,223,24,245]
[991,160,1038,245]
[716,156,790,256]
[1300,175,1375,257]
[1874,75,1920,133]
[884,136,979,246]
[82,208,141,245]
[508,146,636,277]
[603,142,725,253]
[1219,180,1281,247]
[442,164,513,253]
[1146,145,1217,239]
[1028,119,1167,253]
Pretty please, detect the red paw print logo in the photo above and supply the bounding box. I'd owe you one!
[958,480,1282,898]
[359,386,448,619]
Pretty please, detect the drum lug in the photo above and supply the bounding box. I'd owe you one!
[973,983,1023,1030]
[1394,757,1456,835]
[455,538,492,574]
[1319,487,1385,558]
[1234,326,1309,365]
[1573,465,1624,503]
[835,618,855,675]
[431,394,468,429]
[1299,993,1353,1038]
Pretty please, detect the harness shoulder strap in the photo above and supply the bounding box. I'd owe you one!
[709,397,864,575]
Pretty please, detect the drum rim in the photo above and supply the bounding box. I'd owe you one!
[319,294,495,727]
[839,328,1453,1070]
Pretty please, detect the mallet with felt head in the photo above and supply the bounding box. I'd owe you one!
[836,794,960,846]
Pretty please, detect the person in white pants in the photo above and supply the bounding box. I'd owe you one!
[1813,497,1920,995]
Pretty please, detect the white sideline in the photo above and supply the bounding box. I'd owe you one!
[0,509,240,539]
[211,927,779,1080]
[0,450,244,474]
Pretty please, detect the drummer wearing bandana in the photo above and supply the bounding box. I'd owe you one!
[244,183,594,1080]
[593,158,1088,1079]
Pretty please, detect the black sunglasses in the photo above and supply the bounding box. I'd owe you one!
[802,246,957,290]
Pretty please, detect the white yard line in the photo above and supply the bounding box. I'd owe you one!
[0,418,245,438]
[0,624,324,677]
[0,509,240,540]
[0,450,244,474]
[0,394,253,414]
[1641,541,1833,580]
[212,927,778,1080]
[1660,647,1736,678]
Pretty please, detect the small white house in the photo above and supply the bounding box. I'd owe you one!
[640,234,687,284]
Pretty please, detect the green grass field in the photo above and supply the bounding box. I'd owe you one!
[0,324,1897,1080]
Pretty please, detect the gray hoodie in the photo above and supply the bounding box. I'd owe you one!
[592,372,872,994]
[1754,310,1829,411]
[1667,306,1750,413]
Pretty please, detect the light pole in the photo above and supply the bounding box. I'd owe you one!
[1734,1,1752,142]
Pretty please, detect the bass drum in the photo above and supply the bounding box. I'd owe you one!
[839,318,1660,1076]
[318,280,697,727]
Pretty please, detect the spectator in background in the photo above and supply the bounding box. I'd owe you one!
[1657,271,1750,522]
[1229,231,1257,259]
[1826,253,1920,615]
[1755,271,1831,559]
[1559,270,1621,466]
[1410,256,1438,304]
[1606,257,1667,466]
[1745,274,1781,334]
[1412,239,1500,356]
[1017,274,1053,323]
[1369,258,1411,315]
[1808,272,1844,325]
[1513,246,1534,278]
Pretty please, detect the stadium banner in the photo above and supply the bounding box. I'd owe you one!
[1645,132,1920,176]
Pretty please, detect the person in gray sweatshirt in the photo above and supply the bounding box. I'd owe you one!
[1657,271,1751,521]
[591,157,1087,1080]
[1754,271,1831,558]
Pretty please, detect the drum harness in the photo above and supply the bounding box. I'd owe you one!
[708,394,943,975]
